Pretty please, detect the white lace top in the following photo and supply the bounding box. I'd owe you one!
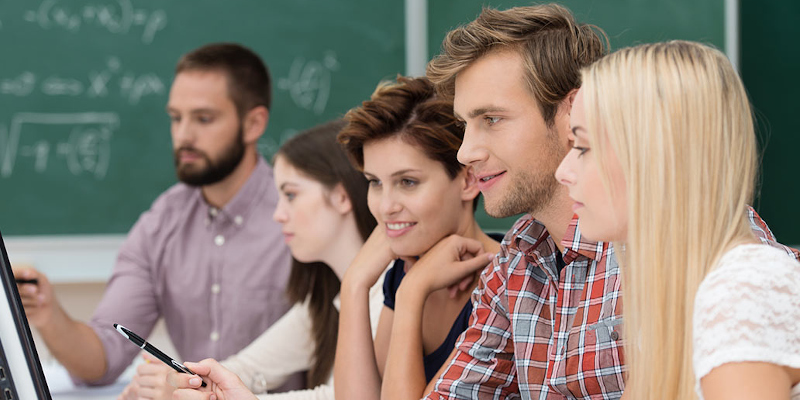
[693,244,800,399]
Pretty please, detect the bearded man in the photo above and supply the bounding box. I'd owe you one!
[14,43,295,390]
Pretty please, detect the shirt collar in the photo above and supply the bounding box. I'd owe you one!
[513,214,553,256]
[195,156,276,225]
[561,214,606,263]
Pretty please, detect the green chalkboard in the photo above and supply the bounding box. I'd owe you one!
[0,0,404,235]
[741,0,800,245]
[429,0,727,233]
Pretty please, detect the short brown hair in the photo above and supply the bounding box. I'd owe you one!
[338,75,464,179]
[176,42,271,118]
[426,4,607,127]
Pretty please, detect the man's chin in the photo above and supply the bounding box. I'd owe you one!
[177,168,210,186]
[483,197,526,219]
[481,196,505,218]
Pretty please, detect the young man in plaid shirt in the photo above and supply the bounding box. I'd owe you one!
[417,4,798,399]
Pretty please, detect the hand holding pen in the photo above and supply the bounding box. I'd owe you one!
[13,266,57,328]
[167,358,259,400]
[113,324,207,387]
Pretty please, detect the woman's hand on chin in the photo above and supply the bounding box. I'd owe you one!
[342,224,397,292]
[401,234,493,298]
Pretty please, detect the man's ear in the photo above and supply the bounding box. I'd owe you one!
[555,89,579,142]
[461,166,481,202]
[242,105,269,144]
[562,88,578,116]
[328,183,353,215]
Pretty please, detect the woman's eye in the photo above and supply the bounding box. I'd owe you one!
[400,178,417,187]
[284,192,296,201]
[367,178,381,187]
[573,146,590,157]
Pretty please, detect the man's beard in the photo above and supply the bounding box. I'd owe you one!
[484,168,562,218]
[174,127,245,187]
[484,133,566,218]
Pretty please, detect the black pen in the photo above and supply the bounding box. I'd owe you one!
[113,323,207,387]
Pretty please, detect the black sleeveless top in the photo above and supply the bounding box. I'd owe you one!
[381,232,506,382]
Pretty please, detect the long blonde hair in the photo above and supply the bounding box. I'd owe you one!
[582,41,758,399]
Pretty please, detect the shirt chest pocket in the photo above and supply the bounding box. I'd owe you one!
[586,317,623,352]
[564,316,624,363]
[561,316,625,395]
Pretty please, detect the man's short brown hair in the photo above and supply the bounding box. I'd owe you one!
[176,42,271,118]
[426,4,607,127]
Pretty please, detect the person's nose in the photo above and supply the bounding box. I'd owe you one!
[272,199,289,224]
[171,119,195,147]
[555,151,577,187]
[378,188,402,218]
[457,123,489,166]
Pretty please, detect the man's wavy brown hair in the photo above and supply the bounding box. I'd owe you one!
[426,3,607,127]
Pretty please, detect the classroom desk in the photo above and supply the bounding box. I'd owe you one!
[44,360,134,400]
[51,382,128,400]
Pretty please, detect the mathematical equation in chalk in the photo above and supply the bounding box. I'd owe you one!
[0,112,118,179]
[277,52,339,115]
[22,0,167,44]
[0,57,165,105]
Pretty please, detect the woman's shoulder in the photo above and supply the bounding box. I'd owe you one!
[697,244,800,315]
[701,243,800,291]
[694,244,800,380]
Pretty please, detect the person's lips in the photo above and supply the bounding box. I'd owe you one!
[475,171,506,192]
[385,221,416,238]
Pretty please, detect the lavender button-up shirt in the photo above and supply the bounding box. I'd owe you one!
[85,157,292,385]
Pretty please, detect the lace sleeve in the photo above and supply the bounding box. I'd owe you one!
[693,245,800,382]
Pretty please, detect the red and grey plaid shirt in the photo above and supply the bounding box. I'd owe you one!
[427,208,797,400]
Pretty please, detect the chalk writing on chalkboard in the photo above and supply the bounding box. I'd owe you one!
[0,112,117,179]
[277,51,340,115]
[22,0,167,44]
[0,57,165,105]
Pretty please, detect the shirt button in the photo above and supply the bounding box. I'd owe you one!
[611,330,620,341]
[214,235,225,246]
[211,284,220,294]
[209,207,218,217]
[234,216,243,225]
[210,331,219,341]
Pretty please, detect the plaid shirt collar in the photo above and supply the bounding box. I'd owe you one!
[513,213,605,271]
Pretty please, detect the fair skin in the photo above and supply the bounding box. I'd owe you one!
[334,136,499,400]
[556,88,800,400]
[164,154,366,400]
[14,68,266,395]
[554,89,627,242]
[377,49,585,398]
[452,50,576,251]
[383,49,577,397]
[272,155,363,276]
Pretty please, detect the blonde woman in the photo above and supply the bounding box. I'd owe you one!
[555,41,800,399]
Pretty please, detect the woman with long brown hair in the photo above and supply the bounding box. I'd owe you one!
[159,119,381,400]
